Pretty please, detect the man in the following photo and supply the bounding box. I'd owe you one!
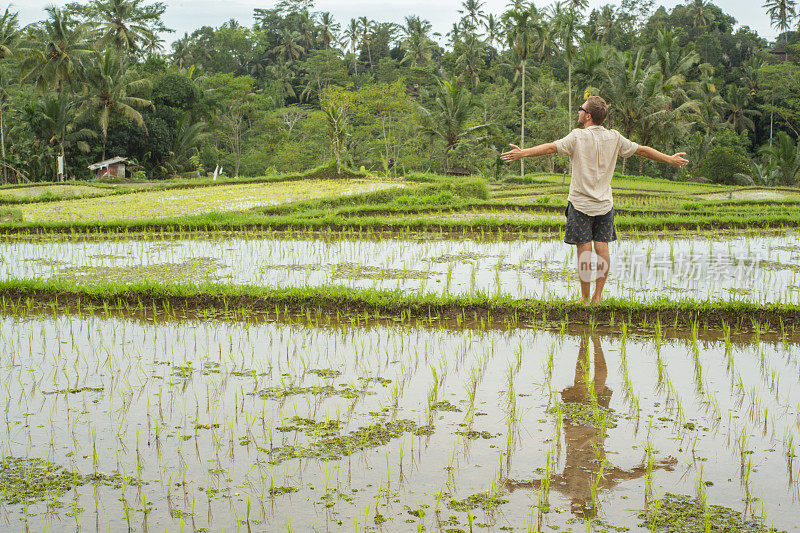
[500,96,689,304]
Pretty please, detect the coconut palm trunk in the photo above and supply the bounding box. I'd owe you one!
[60,142,68,181]
[563,65,573,185]
[568,65,572,126]
[0,106,6,184]
[521,60,525,179]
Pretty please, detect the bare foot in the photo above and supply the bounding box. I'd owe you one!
[579,298,591,305]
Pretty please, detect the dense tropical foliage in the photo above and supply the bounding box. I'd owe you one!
[3,0,800,184]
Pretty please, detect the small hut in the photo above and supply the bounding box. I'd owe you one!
[768,45,788,62]
[88,156,128,179]
[445,166,471,176]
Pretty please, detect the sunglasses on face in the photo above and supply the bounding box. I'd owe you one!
[579,106,588,114]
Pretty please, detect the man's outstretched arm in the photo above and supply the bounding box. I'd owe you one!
[501,143,558,162]
[635,146,689,168]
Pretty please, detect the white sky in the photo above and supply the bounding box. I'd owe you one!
[10,0,779,45]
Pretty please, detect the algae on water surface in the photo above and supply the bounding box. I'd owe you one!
[639,493,787,533]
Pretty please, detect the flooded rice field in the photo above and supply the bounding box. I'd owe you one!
[3,231,800,303]
[0,307,798,532]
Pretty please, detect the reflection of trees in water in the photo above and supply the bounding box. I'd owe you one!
[507,334,675,519]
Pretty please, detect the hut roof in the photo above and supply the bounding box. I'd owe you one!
[88,156,128,170]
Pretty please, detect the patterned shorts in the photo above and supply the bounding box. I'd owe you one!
[564,202,617,244]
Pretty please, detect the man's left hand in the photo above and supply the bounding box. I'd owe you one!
[500,144,524,162]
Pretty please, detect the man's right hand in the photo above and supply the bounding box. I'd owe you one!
[668,152,689,168]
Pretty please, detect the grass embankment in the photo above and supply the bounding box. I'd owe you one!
[3,279,800,332]
[3,170,800,234]
[0,162,369,206]
[0,183,115,204]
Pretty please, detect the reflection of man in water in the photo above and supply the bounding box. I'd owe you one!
[507,335,675,518]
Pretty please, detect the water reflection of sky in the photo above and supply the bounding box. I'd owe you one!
[2,231,800,302]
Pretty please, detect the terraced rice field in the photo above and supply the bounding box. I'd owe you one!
[16,179,401,222]
[3,174,800,532]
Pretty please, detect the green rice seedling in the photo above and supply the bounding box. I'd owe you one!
[743,456,754,502]
[91,425,98,476]
[691,340,704,394]
[589,458,606,515]
[785,430,797,480]
[122,496,133,532]
[644,422,656,504]
[539,444,554,511]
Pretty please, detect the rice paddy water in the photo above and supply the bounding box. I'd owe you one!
[0,302,798,531]
[3,231,800,303]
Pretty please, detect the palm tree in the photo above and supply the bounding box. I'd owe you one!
[739,56,763,96]
[268,60,297,101]
[551,2,581,127]
[764,0,797,38]
[317,12,339,49]
[484,14,502,49]
[342,18,360,72]
[459,0,486,30]
[594,5,618,44]
[689,70,727,135]
[160,112,207,177]
[417,79,491,171]
[0,68,11,184]
[92,0,157,65]
[79,49,152,159]
[171,33,192,69]
[455,32,487,88]
[503,7,533,177]
[649,30,699,102]
[760,131,800,185]
[400,16,436,67]
[723,85,760,133]
[531,19,555,62]
[296,10,316,49]
[141,33,164,58]
[273,29,305,61]
[21,6,93,91]
[358,16,375,68]
[447,21,466,45]
[25,93,95,180]
[0,7,19,184]
[573,43,609,94]
[604,50,681,173]
[690,0,715,30]
[0,7,19,59]
[506,0,531,10]
[691,97,725,136]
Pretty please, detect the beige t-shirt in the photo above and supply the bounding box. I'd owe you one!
[554,126,639,216]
